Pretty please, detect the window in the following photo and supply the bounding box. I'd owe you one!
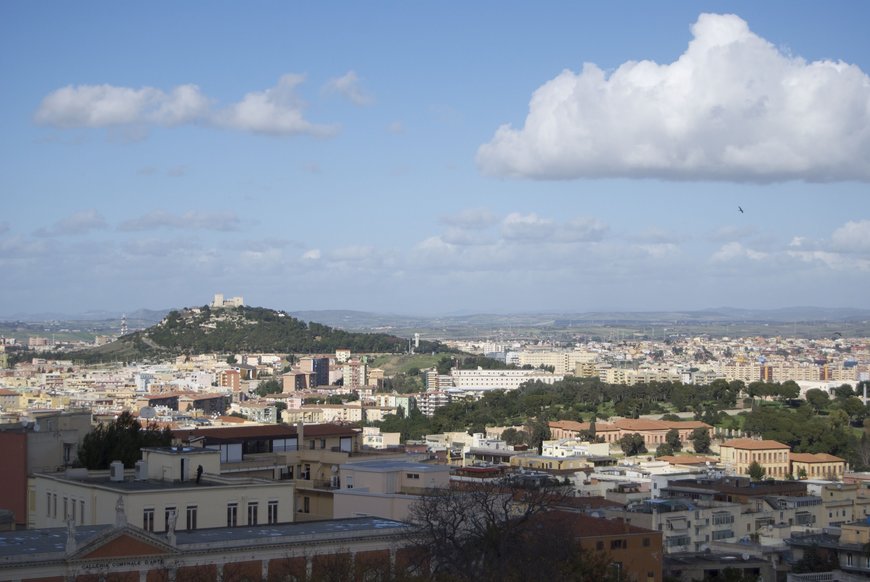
[71,499,76,521]
[309,439,316,450]
[46,493,51,517]
[79,500,85,525]
[53,494,57,519]
[63,497,68,519]
[143,508,155,532]
[643,537,651,547]
[268,500,278,524]
[320,438,326,449]
[596,541,604,551]
[303,496,310,514]
[847,553,853,566]
[248,502,258,526]
[186,506,197,531]
[227,503,238,527]
[165,507,176,532]
[610,539,625,550]
[407,473,420,479]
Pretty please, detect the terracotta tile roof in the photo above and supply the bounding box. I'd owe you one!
[721,438,790,450]
[791,452,845,463]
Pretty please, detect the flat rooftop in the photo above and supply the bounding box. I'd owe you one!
[0,517,408,562]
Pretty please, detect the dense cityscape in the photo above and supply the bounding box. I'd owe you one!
[0,294,869,580]
[4,2,870,581]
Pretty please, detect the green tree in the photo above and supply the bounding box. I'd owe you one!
[77,411,172,469]
[656,443,675,457]
[665,428,683,452]
[748,460,766,481]
[805,389,831,413]
[689,427,711,454]
[255,378,282,396]
[501,428,530,446]
[619,433,647,456]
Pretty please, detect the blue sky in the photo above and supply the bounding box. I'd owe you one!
[2,1,869,316]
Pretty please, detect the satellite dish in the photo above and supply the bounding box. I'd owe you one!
[330,465,338,473]
[742,553,750,561]
[139,407,156,419]
[33,422,40,432]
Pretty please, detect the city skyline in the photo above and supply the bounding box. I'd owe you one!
[3,2,870,316]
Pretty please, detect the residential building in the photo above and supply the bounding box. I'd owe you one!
[332,459,450,521]
[0,410,91,527]
[791,453,847,480]
[787,519,870,576]
[29,447,295,530]
[549,418,712,449]
[719,438,791,478]
[298,356,330,388]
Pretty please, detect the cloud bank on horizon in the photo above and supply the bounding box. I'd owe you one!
[476,13,870,183]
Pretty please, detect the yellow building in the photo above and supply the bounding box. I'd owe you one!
[791,452,846,480]
[719,438,790,478]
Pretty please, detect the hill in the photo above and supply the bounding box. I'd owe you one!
[66,305,448,363]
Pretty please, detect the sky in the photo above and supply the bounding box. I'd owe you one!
[2,1,870,316]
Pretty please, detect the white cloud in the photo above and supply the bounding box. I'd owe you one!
[831,219,870,253]
[323,71,374,106]
[302,249,321,261]
[387,121,405,134]
[501,212,607,242]
[35,75,337,137]
[119,210,240,232]
[637,243,680,259]
[216,74,338,136]
[501,212,553,240]
[477,13,870,182]
[35,84,208,128]
[711,241,768,262]
[34,210,108,237]
[0,222,8,235]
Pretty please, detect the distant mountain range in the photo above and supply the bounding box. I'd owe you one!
[4,306,870,342]
[289,306,870,330]
[0,308,170,324]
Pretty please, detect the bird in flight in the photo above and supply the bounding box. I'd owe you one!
[738,206,744,214]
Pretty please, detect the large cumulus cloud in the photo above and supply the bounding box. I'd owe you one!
[477,13,870,182]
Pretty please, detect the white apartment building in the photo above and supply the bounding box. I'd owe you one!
[450,369,563,392]
[30,447,295,531]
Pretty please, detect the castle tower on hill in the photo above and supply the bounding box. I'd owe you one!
[212,293,244,308]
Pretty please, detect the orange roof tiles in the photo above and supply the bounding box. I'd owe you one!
[721,438,789,450]
[791,452,845,463]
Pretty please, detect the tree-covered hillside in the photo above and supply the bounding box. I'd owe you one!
[67,305,450,362]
